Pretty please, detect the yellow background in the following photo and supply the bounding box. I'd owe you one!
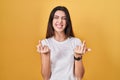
[0,0,120,80]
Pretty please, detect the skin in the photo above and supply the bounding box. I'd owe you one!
[37,10,91,80]
[52,10,67,42]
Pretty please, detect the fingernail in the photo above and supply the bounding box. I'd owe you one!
[88,48,91,51]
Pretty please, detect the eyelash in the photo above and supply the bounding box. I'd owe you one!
[53,16,66,20]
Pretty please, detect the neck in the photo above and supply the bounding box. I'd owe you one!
[54,32,67,42]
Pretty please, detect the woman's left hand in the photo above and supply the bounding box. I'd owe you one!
[74,40,91,55]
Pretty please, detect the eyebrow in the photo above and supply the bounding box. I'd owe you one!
[54,15,66,17]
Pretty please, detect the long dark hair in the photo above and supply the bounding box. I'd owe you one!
[46,6,75,38]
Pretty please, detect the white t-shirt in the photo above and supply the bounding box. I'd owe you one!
[41,37,82,80]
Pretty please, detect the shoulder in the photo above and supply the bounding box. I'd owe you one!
[41,37,52,46]
[69,37,82,42]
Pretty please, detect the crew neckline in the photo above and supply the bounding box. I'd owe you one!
[51,37,70,44]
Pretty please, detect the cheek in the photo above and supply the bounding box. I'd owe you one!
[52,20,56,26]
[52,19,55,24]
[63,20,67,26]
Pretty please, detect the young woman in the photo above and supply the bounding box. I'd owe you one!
[37,6,91,80]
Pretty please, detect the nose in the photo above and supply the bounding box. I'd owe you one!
[57,18,62,23]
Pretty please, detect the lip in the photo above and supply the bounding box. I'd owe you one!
[55,24,63,29]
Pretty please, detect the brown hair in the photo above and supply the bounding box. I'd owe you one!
[46,6,75,38]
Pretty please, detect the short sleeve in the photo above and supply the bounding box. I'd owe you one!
[74,38,82,47]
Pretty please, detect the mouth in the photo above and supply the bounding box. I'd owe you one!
[55,24,63,29]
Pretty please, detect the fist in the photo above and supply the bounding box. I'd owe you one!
[37,40,50,54]
[74,40,91,55]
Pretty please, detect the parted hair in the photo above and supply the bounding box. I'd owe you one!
[46,6,75,38]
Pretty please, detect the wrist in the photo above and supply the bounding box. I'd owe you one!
[74,53,82,57]
[74,54,82,61]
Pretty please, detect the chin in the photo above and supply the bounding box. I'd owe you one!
[55,29,64,33]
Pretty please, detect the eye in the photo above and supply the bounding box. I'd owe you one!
[53,16,59,19]
[62,17,66,20]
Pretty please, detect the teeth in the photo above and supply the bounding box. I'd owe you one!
[56,25,62,27]
[55,23,64,29]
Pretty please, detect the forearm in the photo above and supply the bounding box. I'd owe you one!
[74,54,85,80]
[41,53,51,80]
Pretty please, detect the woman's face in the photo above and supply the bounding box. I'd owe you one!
[52,10,67,33]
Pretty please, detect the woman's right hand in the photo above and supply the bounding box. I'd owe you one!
[37,40,51,79]
[37,40,50,54]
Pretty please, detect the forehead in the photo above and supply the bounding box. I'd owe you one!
[54,10,66,16]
